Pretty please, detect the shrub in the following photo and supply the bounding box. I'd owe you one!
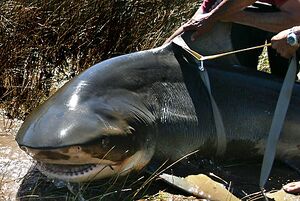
[0,0,199,118]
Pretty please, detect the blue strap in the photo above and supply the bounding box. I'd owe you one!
[172,36,227,156]
[259,55,298,188]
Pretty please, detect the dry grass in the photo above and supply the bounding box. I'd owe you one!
[0,0,200,119]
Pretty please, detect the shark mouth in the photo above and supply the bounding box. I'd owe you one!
[34,149,150,182]
[36,162,119,182]
[37,162,99,176]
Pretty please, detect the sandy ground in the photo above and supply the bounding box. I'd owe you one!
[0,116,33,201]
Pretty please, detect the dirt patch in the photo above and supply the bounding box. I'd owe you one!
[0,116,33,201]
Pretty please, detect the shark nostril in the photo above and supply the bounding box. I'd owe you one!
[69,146,82,154]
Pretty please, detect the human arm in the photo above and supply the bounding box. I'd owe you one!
[188,0,257,41]
[164,0,256,43]
[223,0,300,33]
[271,26,300,58]
[190,0,300,38]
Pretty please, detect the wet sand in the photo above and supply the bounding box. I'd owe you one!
[0,117,33,201]
[0,135,32,200]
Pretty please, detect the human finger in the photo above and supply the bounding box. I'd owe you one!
[283,182,300,194]
[164,26,185,44]
[271,39,279,49]
[182,23,198,32]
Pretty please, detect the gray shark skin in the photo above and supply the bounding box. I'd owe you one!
[15,24,300,183]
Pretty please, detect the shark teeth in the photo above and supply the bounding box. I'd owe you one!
[36,162,98,176]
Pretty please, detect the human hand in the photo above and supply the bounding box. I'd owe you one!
[271,29,299,59]
[164,12,216,44]
[164,25,185,44]
[182,13,216,41]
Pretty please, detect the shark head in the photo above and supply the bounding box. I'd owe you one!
[15,46,179,182]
